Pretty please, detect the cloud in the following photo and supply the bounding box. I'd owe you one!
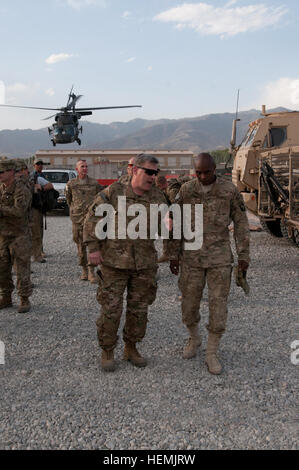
[154,2,288,38]
[125,57,136,63]
[45,53,75,65]
[45,88,55,97]
[0,81,5,105]
[6,83,29,94]
[261,78,299,109]
[65,0,106,9]
[122,11,131,19]
[147,66,153,72]
[4,82,39,105]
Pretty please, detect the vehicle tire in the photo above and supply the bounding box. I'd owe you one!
[259,217,283,237]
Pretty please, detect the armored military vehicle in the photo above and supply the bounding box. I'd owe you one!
[230,106,299,246]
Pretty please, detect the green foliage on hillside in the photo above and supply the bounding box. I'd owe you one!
[209,148,231,164]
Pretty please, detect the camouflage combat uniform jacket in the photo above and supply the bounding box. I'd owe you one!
[171,177,250,268]
[66,176,103,225]
[0,179,31,237]
[83,180,168,270]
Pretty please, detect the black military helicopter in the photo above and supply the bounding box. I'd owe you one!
[0,87,142,146]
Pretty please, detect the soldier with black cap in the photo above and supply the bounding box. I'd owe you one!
[0,159,32,313]
[31,157,53,263]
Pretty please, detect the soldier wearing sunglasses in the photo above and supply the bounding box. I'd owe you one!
[84,153,169,372]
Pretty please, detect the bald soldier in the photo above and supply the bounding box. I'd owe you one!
[83,153,168,372]
[66,159,103,283]
[0,159,32,313]
[170,153,250,374]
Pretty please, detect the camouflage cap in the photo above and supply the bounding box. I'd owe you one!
[0,159,16,172]
[14,158,28,171]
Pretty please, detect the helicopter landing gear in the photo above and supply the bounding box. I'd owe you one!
[51,140,56,147]
[76,138,81,145]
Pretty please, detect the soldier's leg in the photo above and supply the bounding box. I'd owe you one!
[11,235,32,313]
[0,237,14,307]
[158,239,169,263]
[72,223,88,279]
[205,265,232,374]
[123,268,158,367]
[96,265,128,351]
[179,262,206,358]
[31,209,44,262]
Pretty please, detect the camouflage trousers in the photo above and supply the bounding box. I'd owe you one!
[0,233,32,298]
[179,262,232,335]
[96,264,158,351]
[72,223,88,267]
[31,208,43,259]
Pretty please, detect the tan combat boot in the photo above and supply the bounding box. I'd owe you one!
[80,266,88,281]
[18,297,31,313]
[88,266,98,284]
[124,342,147,367]
[101,349,116,372]
[205,333,222,375]
[183,324,201,359]
[0,295,13,309]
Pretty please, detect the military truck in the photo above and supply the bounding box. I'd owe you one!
[230,105,299,246]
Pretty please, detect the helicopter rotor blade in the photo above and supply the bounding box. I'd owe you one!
[0,104,61,111]
[42,114,58,121]
[67,94,83,110]
[75,105,142,111]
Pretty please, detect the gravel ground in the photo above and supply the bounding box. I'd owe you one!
[0,213,298,450]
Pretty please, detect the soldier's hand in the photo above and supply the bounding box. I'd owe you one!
[238,260,249,272]
[170,260,179,276]
[88,251,103,266]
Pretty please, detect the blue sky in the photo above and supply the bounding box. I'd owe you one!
[0,0,298,129]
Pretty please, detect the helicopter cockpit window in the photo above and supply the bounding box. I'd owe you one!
[268,127,287,147]
[43,172,70,183]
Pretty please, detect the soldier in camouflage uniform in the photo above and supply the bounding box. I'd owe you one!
[169,153,250,374]
[84,153,167,371]
[118,156,136,184]
[158,174,192,263]
[0,159,32,313]
[66,159,103,283]
[167,174,192,204]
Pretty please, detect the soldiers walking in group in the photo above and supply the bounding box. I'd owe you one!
[66,159,103,283]
[0,153,250,376]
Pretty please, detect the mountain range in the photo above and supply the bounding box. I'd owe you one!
[0,108,288,158]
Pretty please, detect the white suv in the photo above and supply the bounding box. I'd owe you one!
[42,168,77,214]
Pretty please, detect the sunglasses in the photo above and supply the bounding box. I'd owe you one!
[136,166,160,176]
